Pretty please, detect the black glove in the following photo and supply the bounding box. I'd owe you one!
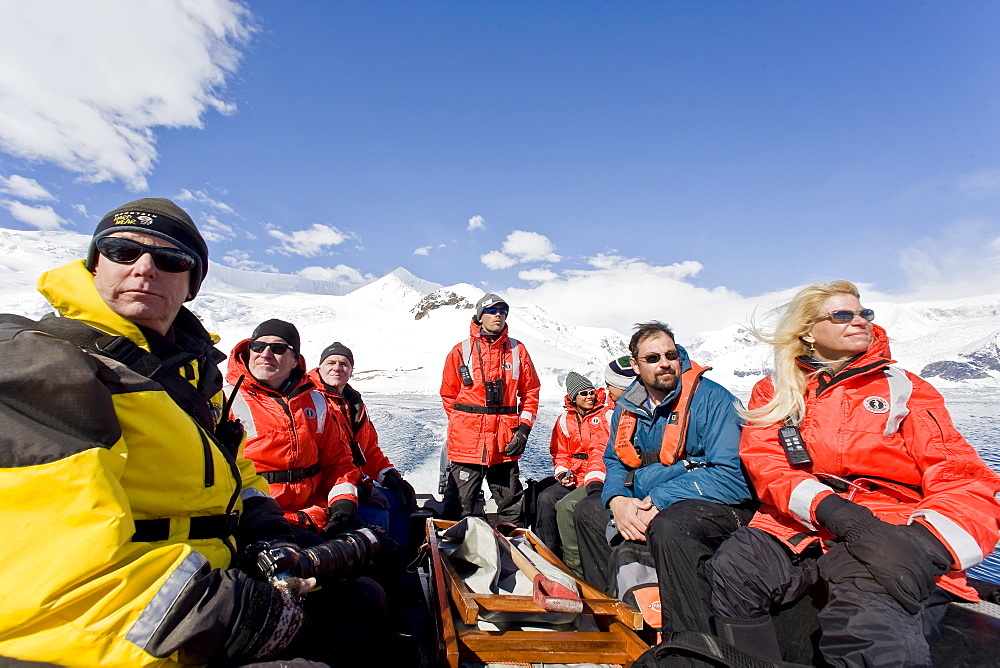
[505,423,531,457]
[816,495,952,614]
[214,417,245,455]
[323,498,360,537]
[382,468,418,515]
[586,481,604,497]
[363,484,392,511]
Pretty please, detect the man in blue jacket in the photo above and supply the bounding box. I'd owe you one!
[574,321,755,646]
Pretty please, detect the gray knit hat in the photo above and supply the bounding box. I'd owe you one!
[605,355,637,390]
[86,197,209,300]
[474,293,509,322]
[565,372,594,400]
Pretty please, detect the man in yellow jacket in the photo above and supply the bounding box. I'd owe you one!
[0,198,379,665]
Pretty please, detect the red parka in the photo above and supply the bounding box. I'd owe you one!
[742,325,1000,600]
[550,387,610,486]
[227,339,360,531]
[441,321,541,466]
[306,368,394,483]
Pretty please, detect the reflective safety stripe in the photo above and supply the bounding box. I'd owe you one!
[520,410,535,424]
[788,478,830,530]
[912,509,984,570]
[126,550,207,651]
[227,390,257,438]
[328,481,358,502]
[557,413,568,437]
[310,391,328,434]
[883,366,912,435]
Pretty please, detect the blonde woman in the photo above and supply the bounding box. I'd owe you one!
[705,280,1000,666]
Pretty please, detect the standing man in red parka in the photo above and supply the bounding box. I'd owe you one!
[440,293,541,526]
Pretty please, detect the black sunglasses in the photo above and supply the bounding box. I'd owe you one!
[482,307,508,316]
[638,350,680,364]
[817,309,875,324]
[249,340,293,355]
[96,237,197,273]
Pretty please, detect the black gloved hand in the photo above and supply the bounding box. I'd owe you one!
[365,485,392,511]
[505,423,531,457]
[214,417,245,455]
[586,481,604,497]
[815,495,952,614]
[323,498,360,537]
[382,468,418,515]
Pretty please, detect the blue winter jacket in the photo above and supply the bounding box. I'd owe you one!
[601,345,752,513]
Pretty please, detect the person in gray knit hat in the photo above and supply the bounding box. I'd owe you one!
[440,292,541,526]
[534,371,610,576]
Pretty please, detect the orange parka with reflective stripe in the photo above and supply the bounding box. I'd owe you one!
[227,340,359,530]
[550,387,610,486]
[440,321,541,466]
[742,325,1000,601]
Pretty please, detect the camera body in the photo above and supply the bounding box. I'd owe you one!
[256,528,381,581]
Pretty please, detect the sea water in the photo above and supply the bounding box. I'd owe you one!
[367,385,1000,584]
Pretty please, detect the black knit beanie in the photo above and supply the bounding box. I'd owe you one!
[565,372,594,399]
[251,319,301,354]
[319,341,354,366]
[474,293,509,323]
[86,197,209,300]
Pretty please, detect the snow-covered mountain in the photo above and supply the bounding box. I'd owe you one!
[2,229,999,404]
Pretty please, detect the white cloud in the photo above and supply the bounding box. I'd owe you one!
[176,188,236,214]
[481,230,561,270]
[518,268,558,283]
[0,200,69,230]
[0,175,54,200]
[0,1,255,190]
[298,264,374,285]
[504,254,751,339]
[501,230,560,263]
[897,218,1000,299]
[201,214,237,243]
[481,250,516,270]
[267,223,355,257]
[221,250,277,273]
[956,169,1000,199]
[414,245,432,256]
[467,215,486,231]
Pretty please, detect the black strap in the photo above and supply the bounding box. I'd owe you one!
[453,402,517,415]
[31,315,216,434]
[132,512,239,542]
[260,464,321,484]
[572,452,588,460]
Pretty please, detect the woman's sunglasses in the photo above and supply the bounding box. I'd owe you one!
[817,309,875,324]
[248,340,293,355]
[96,237,197,273]
[576,389,596,397]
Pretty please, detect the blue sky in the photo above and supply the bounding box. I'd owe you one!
[1,1,999,332]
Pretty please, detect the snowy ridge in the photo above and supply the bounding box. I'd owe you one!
[2,230,999,404]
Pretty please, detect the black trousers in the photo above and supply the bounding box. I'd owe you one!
[573,492,615,593]
[535,482,574,556]
[646,498,757,636]
[441,460,525,526]
[706,526,954,667]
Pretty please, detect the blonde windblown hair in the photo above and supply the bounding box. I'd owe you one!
[741,280,861,427]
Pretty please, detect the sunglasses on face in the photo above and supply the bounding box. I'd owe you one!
[95,237,197,273]
[576,389,596,397]
[817,309,875,324]
[638,350,680,364]
[248,340,293,355]
[482,308,508,316]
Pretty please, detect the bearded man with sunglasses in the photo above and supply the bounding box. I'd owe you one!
[573,321,755,652]
[440,293,541,526]
[0,199,333,665]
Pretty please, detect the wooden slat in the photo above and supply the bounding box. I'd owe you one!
[459,629,631,664]
[425,518,460,668]
[437,545,480,625]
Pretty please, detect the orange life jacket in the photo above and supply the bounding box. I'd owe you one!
[612,362,710,468]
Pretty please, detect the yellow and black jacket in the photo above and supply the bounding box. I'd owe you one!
[0,260,289,666]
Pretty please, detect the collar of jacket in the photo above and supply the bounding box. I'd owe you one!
[468,318,509,344]
[620,343,693,416]
[795,324,896,386]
